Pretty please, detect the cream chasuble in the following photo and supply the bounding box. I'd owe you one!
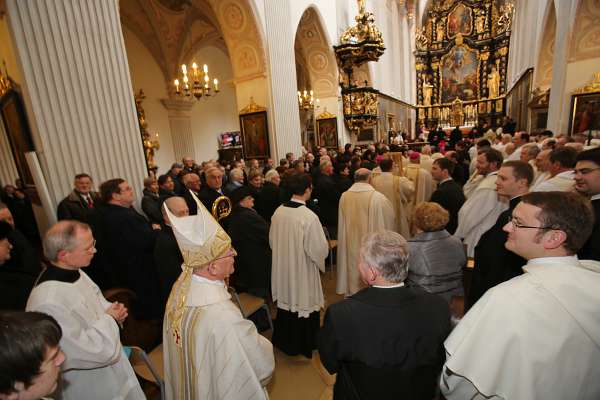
[454,172,507,257]
[442,257,600,400]
[269,203,329,317]
[531,170,575,192]
[371,172,415,238]
[163,279,274,400]
[27,271,145,400]
[337,183,395,295]
[405,164,435,205]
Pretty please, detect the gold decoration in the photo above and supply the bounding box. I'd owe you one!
[317,108,336,120]
[480,52,489,61]
[212,196,232,221]
[240,96,267,114]
[573,72,600,94]
[415,27,429,51]
[497,1,514,33]
[455,32,464,45]
[134,90,160,174]
[0,61,11,98]
[498,47,508,57]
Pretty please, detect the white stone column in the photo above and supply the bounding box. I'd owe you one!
[5,0,147,209]
[161,98,195,162]
[263,0,302,160]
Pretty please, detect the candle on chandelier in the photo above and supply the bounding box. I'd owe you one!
[174,79,180,93]
[181,64,187,74]
[214,78,219,91]
[203,64,208,73]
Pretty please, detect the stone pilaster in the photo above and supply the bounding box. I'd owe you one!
[5,0,147,210]
[161,98,195,162]
[0,120,19,185]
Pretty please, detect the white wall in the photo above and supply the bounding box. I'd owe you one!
[190,46,239,163]
[122,26,175,175]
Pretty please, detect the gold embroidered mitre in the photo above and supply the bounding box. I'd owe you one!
[163,191,232,346]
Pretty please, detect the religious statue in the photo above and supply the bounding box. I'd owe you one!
[487,66,500,98]
[475,11,486,33]
[497,2,515,33]
[364,92,378,115]
[422,80,434,106]
[415,27,429,51]
[436,23,445,42]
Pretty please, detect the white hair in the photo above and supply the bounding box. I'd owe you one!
[265,169,279,182]
[360,230,409,283]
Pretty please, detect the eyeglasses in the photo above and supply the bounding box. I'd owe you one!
[85,239,97,252]
[507,215,553,230]
[574,167,600,175]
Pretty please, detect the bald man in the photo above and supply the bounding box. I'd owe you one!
[337,169,395,296]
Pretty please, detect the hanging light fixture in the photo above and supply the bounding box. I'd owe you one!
[173,62,219,100]
[297,89,320,110]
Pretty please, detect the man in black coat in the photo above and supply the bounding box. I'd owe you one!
[227,187,271,298]
[318,230,450,400]
[57,173,101,223]
[157,174,176,203]
[467,161,533,310]
[89,179,161,319]
[313,160,341,238]
[575,148,600,261]
[255,169,282,223]
[199,167,226,213]
[430,158,465,234]
[154,197,186,310]
[181,172,201,215]
[167,163,184,195]
[141,177,163,226]
[0,205,41,310]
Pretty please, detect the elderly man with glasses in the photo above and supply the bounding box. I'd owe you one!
[441,191,600,400]
[26,220,144,400]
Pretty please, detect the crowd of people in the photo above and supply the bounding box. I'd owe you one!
[0,124,599,399]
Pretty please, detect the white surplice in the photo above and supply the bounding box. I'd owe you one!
[531,170,575,192]
[163,277,274,400]
[530,170,550,191]
[454,171,507,257]
[269,202,329,317]
[405,164,435,205]
[441,257,600,400]
[371,172,415,238]
[337,183,396,295]
[26,271,145,400]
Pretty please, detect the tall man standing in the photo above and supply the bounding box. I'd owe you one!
[270,173,328,358]
[430,157,465,234]
[57,173,100,222]
[454,148,506,257]
[467,160,533,309]
[337,169,395,296]
[441,192,600,399]
[575,147,600,261]
[27,221,145,400]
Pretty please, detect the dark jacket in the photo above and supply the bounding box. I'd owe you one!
[313,174,341,229]
[430,179,465,234]
[57,190,101,223]
[153,225,183,308]
[227,206,271,298]
[318,286,451,400]
[334,174,353,194]
[468,196,526,310]
[141,189,162,225]
[578,198,600,261]
[0,229,41,310]
[254,182,281,223]
[407,230,465,302]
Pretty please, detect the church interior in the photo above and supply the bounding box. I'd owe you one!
[0,0,599,399]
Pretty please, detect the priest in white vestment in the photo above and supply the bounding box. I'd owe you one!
[530,148,552,190]
[337,169,395,296]
[163,194,274,400]
[442,192,600,400]
[371,158,414,238]
[405,153,435,205]
[455,148,507,257]
[270,172,329,358]
[26,221,145,400]
[532,147,577,192]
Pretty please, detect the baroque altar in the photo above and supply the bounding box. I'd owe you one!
[415,0,514,128]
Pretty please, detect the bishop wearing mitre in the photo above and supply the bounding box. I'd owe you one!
[163,193,274,400]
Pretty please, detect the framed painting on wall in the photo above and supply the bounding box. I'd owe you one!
[356,124,376,144]
[569,92,600,137]
[316,117,338,149]
[240,110,270,159]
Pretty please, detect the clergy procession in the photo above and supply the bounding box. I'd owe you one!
[0,130,599,400]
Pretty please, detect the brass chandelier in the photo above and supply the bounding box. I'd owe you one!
[173,62,219,100]
[334,0,385,131]
[297,89,320,111]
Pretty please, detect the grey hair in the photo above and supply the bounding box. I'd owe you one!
[523,143,540,158]
[229,168,243,181]
[43,221,90,262]
[264,169,279,182]
[354,169,372,182]
[360,230,409,283]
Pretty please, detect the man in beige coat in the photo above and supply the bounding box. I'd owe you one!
[337,169,395,296]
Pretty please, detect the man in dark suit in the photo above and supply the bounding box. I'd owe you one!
[199,166,226,212]
[181,172,201,215]
[319,230,450,400]
[56,173,101,222]
[575,148,600,261]
[467,160,533,310]
[313,160,341,238]
[430,157,465,234]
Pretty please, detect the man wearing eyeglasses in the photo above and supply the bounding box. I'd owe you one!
[26,220,144,400]
[575,147,600,261]
[441,191,600,400]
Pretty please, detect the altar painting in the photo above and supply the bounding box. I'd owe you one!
[441,45,479,103]
[447,3,473,38]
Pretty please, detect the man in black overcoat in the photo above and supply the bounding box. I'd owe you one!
[429,158,465,234]
[57,173,101,223]
[318,230,450,400]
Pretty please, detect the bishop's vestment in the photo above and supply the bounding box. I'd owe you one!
[371,172,414,238]
[405,164,435,205]
[337,183,395,295]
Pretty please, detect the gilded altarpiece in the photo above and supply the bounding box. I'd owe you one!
[415,0,514,129]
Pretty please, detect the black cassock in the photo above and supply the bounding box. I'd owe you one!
[153,225,183,309]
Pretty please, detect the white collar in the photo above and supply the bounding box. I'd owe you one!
[439,177,453,184]
[485,171,499,178]
[591,194,600,201]
[349,182,374,192]
[553,170,575,178]
[373,282,405,289]
[290,198,306,204]
[191,274,225,287]
[527,255,579,266]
